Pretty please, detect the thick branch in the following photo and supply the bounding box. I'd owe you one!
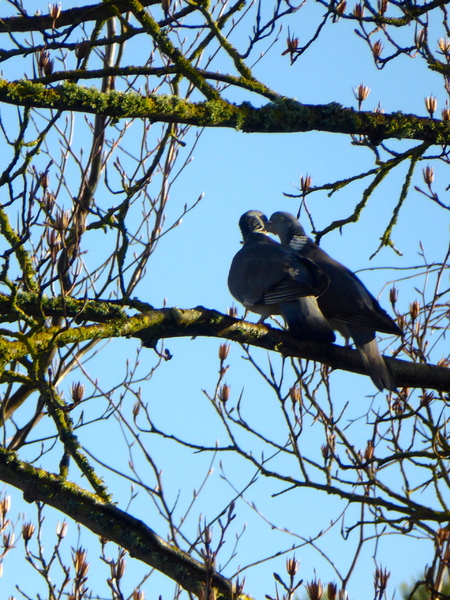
[0,0,158,33]
[0,80,448,143]
[0,298,448,392]
[0,448,240,600]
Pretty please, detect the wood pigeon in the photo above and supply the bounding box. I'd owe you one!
[268,211,402,391]
[228,211,336,343]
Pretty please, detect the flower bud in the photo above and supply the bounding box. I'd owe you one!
[423,165,434,185]
[3,532,15,550]
[425,95,437,117]
[49,3,61,22]
[353,3,365,18]
[22,522,36,542]
[71,382,85,404]
[115,556,126,579]
[328,582,338,600]
[227,306,238,318]
[219,343,230,361]
[336,0,347,15]
[300,174,312,193]
[374,567,390,595]
[409,300,420,320]
[438,37,450,53]
[436,527,450,548]
[364,440,374,461]
[286,556,300,576]
[373,40,383,59]
[218,384,230,403]
[306,578,323,600]
[389,286,398,305]
[73,548,89,578]
[415,28,426,48]
[354,83,370,105]
[419,392,433,407]
[56,520,68,539]
[75,40,90,61]
[289,385,301,404]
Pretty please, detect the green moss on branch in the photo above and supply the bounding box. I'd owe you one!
[1,80,450,142]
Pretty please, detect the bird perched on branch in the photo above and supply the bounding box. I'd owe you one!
[228,210,335,343]
[269,211,402,391]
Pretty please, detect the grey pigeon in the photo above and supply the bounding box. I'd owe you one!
[228,211,335,343]
[269,211,402,391]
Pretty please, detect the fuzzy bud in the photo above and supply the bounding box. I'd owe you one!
[49,3,61,22]
[409,300,420,320]
[436,527,450,548]
[22,522,36,542]
[54,209,70,232]
[0,495,10,516]
[389,285,398,305]
[75,40,90,61]
[306,579,323,600]
[56,520,68,539]
[286,556,300,576]
[425,95,437,117]
[327,583,338,600]
[3,532,15,551]
[218,384,230,403]
[115,556,126,579]
[336,0,347,16]
[423,165,434,185]
[219,343,230,361]
[364,440,374,461]
[419,391,434,407]
[373,40,383,59]
[374,567,390,595]
[39,172,50,190]
[73,548,89,578]
[354,83,370,106]
[415,28,426,48]
[321,444,331,461]
[281,32,300,57]
[289,385,301,404]
[71,382,85,404]
[37,49,53,77]
[438,37,450,53]
[227,306,238,318]
[353,3,365,18]
[300,174,312,194]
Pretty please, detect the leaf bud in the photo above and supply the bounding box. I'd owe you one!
[425,95,437,117]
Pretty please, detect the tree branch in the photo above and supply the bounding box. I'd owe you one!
[0,80,448,143]
[0,296,447,392]
[0,0,158,33]
[0,447,241,600]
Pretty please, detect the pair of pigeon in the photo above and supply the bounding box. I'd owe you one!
[228,210,402,392]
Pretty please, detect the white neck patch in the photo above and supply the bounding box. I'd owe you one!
[289,235,308,251]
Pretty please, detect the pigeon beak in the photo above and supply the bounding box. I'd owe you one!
[265,220,276,234]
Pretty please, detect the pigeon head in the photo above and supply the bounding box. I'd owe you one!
[269,211,307,244]
[238,210,270,240]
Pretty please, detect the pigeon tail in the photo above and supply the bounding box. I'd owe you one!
[281,299,336,343]
[356,338,396,392]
